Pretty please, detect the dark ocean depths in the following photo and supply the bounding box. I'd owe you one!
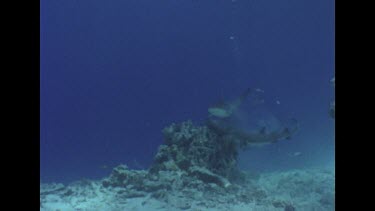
[40,0,334,184]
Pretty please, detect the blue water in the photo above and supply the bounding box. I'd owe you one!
[40,0,334,184]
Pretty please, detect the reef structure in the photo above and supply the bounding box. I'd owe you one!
[42,103,337,210]
[95,118,300,210]
[150,120,240,186]
[40,90,336,211]
[149,115,299,187]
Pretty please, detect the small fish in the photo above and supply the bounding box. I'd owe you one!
[288,152,302,157]
[99,165,109,169]
[255,88,264,93]
[330,77,335,87]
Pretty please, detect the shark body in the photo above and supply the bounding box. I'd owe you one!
[208,88,256,118]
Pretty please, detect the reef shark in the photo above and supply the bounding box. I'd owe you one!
[207,88,299,146]
[208,88,262,118]
[207,110,299,146]
[234,119,299,146]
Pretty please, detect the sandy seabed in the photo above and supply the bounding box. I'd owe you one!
[40,167,334,211]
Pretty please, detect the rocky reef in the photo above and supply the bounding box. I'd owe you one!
[150,120,242,184]
[97,118,302,209]
[149,116,298,183]
[99,119,269,205]
[40,165,334,210]
[40,100,335,210]
[143,89,299,191]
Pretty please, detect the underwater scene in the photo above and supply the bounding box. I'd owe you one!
[40,0,335,210]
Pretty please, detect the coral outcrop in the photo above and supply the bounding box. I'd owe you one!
[150,120,242,183]
[150,117,298,185]
[40,118,335,211]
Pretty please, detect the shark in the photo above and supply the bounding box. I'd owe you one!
[207,110,299,146]
[207,88,299,146]
[208,88,262,118]
[234,119,299,146]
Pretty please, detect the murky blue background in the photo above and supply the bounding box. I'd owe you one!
[41,0,334,183]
